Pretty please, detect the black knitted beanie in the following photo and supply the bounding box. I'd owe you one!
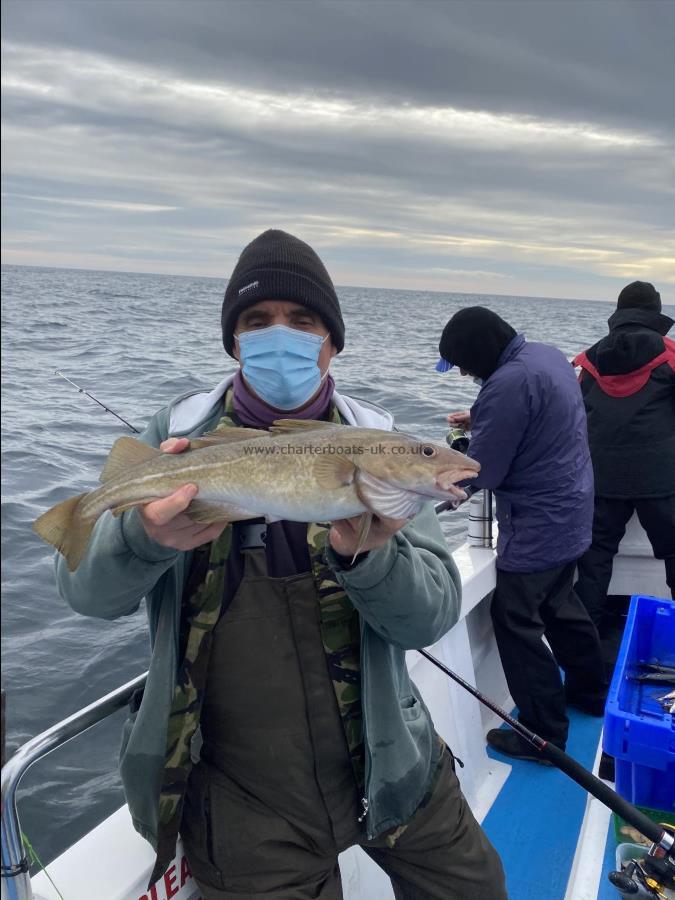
[222,230,345,356]
[616,281,662,313]
[438,307,517,380]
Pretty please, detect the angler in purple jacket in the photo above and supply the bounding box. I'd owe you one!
[437,307,606,764]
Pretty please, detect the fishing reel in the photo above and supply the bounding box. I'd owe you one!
[446,428,470,453]
[608,828,675,898]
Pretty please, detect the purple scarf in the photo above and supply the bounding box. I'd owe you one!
[232,370,336,429]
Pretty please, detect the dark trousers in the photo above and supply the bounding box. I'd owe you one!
[491,562,606,748]
[182,746,507,899]
[575,495,675,627]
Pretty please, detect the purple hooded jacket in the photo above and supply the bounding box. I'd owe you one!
[468,334,594,572]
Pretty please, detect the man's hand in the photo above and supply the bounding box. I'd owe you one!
[329,513,407,560]
[447,410,471,429]
[138,437,229,550]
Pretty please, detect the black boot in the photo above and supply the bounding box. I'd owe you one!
[486,729,558,765]
[565,688,607,717]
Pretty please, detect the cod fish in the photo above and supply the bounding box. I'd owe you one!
[33,418,480,571]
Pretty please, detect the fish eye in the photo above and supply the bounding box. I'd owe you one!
[421,445,437,458]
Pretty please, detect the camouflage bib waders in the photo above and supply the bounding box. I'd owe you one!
[149,395,364,883]
[179,524,366,892]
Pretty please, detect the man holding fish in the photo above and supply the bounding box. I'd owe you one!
[44,230,506,899]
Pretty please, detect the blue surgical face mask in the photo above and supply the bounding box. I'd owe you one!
[235,324,328,410]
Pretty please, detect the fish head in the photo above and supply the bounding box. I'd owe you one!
[353,431,480,501]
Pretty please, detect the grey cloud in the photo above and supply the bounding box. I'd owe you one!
[3,0,674,135]
[3,57,670,227]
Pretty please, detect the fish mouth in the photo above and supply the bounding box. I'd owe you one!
[401,470,478,502]
[433,467,480,494]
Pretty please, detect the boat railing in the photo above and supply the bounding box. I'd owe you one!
[1,672,147,900]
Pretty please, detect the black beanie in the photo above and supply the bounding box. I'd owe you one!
[616,281,661,313]
[438,307,517,380]
[221,229,345,356]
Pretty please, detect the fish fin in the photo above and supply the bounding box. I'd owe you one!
[185,500,234,524]
[100,437,160,483]
[314,455,356,489]
[189,427,269,448]
[109,501,147,517]
[32,492,96,572]
[113,496,233,518]
[351,511,373,564]
[270,419,340,434]
[355,471,422,519]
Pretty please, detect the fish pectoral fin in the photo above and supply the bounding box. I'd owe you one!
[314,455,357,489]
[351,511,373,564]
[270,419,341,434]
[189,426,269,448]
[355,471,422,520]
[100,437,161,483]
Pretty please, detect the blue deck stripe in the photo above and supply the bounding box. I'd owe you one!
[481,709,605,899]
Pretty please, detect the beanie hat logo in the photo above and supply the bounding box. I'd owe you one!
[238,280,259,295]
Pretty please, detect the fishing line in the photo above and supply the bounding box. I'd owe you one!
[20,832,65,900]
[54,371,140,433]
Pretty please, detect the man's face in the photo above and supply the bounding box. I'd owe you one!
[233,298,337,376]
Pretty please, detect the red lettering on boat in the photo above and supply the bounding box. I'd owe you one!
[164,863,178,898]
[180,854,192,887]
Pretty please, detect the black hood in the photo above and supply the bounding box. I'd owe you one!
[438,306,517,380]
[607,307,673,336]
[588,307,674,376]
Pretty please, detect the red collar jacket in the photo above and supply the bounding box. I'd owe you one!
[573,308,675,499]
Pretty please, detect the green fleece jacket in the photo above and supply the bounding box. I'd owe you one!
[56,382,462,846]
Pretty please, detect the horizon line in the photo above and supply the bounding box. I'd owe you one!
[1,260,666,308]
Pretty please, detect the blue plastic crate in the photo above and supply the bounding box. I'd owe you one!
[603,595,675,812]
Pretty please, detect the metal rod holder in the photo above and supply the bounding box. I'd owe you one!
[468,490,493,548]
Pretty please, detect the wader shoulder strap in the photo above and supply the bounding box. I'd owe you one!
[308,401,365,788]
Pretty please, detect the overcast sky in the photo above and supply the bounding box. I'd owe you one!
[2,0,673,300]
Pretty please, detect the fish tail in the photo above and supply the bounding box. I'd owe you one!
[32,492,97,572]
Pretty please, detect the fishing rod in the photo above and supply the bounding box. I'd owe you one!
[418,647,674,864]
[54,371,140,433]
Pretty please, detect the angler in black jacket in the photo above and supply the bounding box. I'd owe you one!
[573,281,675,625]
